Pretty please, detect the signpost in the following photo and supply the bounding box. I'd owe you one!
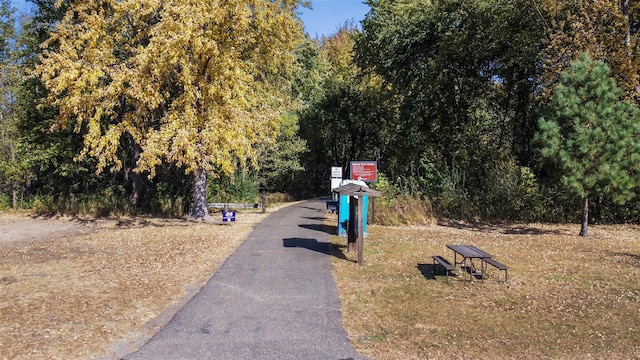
[331,167,342,178]
[350,161,377,182]
[330,166,343,198]
[222,211,236,223]
[332,183,382,266]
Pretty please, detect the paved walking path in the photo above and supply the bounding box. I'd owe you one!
[124,199,366,360]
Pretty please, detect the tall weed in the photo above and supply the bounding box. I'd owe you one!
[371,195,435,226]
[265,192,295,205]
[370,174,435,225]
[30,193,133,217]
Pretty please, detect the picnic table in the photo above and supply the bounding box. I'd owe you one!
[446,244,493,281]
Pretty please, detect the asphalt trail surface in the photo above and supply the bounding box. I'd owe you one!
[124,199,366,360]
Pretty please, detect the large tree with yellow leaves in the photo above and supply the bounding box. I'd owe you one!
[539,0,640,103]
[34,0,305,220]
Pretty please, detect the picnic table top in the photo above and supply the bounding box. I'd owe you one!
[446,244,493,259]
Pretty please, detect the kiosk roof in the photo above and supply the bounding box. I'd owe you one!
[331,183,381,197]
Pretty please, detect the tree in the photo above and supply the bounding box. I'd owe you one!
[256,112,306,193]
[0,0,21,208]
[355,0,546,206]
[535,54,640,236]
[297,23,398,194]
[34,0,306,220]
[539,0,640,104]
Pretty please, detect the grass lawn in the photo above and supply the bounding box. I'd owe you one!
[330,221,640,359]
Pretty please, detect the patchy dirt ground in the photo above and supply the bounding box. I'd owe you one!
[0,210,279,360]
[0,216,97,248]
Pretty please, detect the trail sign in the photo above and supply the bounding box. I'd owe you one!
[350,161,377,182]
[331,167,342,179]
[222,211,236,223]
[331,166,343,193]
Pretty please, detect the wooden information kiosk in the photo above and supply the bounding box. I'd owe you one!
[332,183,381,266]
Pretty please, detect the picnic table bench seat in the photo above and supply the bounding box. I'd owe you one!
[483,257,508,282]
[432,255,455,281]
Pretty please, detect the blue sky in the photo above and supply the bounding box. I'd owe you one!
[10,0,33,14]
[10,0,370,38]
[299,0,370,37]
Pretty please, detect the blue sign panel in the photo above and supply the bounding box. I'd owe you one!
[222,211,236,223]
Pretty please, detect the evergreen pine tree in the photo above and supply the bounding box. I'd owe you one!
[536,53,640,236]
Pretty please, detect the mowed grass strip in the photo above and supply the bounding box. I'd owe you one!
[330,221,640,359]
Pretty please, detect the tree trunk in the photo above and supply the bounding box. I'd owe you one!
[579,197,589,236]
[10,140,17,209]
[131,142,142,208]
[192,168,212,222]
[12,188,17,209]
[622,0,630,47]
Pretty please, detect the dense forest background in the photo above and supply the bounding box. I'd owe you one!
[1,0,639,228]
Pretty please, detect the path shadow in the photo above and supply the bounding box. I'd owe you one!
[283,237,328,254]
[299,223,337,235]
[417,263,461,280]
[417,264,437,280]
[298,206,322,211]
[438,219,565,235]
[302,216,326,221]
[602,251,640,267]
[329,243,356,263]
[460,265,485,280]
[282,238,347,260]
[283,238,349,261]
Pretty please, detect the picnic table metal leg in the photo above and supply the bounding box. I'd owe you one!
[433,257,450,282]
[445,263,449,282]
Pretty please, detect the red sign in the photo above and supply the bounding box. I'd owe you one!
[350,161,378,182]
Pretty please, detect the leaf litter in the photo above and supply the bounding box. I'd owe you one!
[0,209,279,359]
[329,219,640,359]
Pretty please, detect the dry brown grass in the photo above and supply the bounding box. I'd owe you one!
[0,208,284,360]
[330,219,640,359]
[372,196,436,226]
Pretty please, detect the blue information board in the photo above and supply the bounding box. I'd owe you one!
[222,211,236,223]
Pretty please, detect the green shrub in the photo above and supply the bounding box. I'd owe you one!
[30,190,134,217]
[0,192,11,211]
[208,173,260,203]
[478,158,546,221]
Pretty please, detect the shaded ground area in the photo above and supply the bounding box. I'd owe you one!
[0,216,94,248]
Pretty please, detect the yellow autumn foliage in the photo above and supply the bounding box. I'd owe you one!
[34,0,305,178]
[539,0,640,103]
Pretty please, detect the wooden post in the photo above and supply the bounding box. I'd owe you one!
[357,193,364,266]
